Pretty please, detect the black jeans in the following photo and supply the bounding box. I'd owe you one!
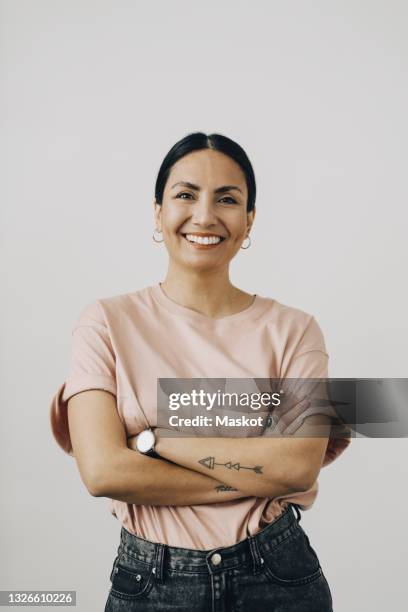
[104,503,333,611]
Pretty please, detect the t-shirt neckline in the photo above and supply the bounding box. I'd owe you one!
[149,282,262,324]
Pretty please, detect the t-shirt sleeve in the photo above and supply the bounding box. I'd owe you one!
[276,315,352,468]
[49,300,117,456]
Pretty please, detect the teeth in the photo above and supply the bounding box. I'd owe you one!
[185,234,222,245]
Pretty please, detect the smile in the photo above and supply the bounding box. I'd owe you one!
[181,233,226,247]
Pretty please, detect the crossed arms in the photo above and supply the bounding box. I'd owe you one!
[67,389,331,506]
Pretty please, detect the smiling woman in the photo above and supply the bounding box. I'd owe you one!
[50,132,351,612]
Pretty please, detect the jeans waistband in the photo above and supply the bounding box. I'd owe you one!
[118,503,302,580]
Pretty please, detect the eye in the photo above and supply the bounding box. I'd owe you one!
[219,196,238,204]
[176,192,194,200]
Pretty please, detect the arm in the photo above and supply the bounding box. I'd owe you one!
[102,449,248,505]
[67,389,249,505]
[154,414,332,498]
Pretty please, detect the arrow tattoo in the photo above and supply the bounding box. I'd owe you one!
[198,456,263,474]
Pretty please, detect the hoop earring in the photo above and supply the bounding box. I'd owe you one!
[240,234,251,249]
[152,229,164,243]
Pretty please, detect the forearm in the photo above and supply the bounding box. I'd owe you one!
[94,448,249,506]
[155,433,307,498]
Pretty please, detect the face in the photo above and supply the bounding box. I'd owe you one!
[153,149,256,273]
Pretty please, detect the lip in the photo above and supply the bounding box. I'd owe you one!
[181,232,226,238]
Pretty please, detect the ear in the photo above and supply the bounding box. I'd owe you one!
[246,206,256,234]
[153,200,162,230]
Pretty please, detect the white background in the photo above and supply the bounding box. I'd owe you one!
[1,1,407,610]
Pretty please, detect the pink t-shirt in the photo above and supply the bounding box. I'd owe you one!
[49,283,351,550]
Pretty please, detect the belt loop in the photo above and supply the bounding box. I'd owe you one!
[153,543,166,582]
[292,503,302,523]
[247,535,264,575]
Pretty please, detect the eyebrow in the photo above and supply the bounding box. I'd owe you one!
[171,181,243,195]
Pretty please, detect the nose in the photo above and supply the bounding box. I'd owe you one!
[191,196,218,227]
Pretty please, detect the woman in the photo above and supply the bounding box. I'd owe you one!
[50,132,351,611]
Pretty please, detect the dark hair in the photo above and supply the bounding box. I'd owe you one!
[154,132,256,213]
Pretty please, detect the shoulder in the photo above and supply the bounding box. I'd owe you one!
[74,286,151,327]
[72,299,106,329]
[257,294,327,353]
[98,286,150,313]
[258,294,317,329]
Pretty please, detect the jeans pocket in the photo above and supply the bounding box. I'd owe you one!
[108,549,155,602]
[260,526,323,587]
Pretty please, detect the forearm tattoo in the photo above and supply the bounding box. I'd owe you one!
[199,456,263,474]
[214,484,239,492]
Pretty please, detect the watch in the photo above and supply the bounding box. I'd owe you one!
[136,428,160,458]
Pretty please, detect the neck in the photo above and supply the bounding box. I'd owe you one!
[159,266,251,319]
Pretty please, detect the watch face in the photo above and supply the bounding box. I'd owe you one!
[136,429,155,453]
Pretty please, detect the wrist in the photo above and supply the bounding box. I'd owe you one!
[127,434,138,451]
[153,427,164,455]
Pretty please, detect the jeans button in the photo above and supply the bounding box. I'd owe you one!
[211,553,222,566]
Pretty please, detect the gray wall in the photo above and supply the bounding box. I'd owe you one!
[1,1,407,610]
